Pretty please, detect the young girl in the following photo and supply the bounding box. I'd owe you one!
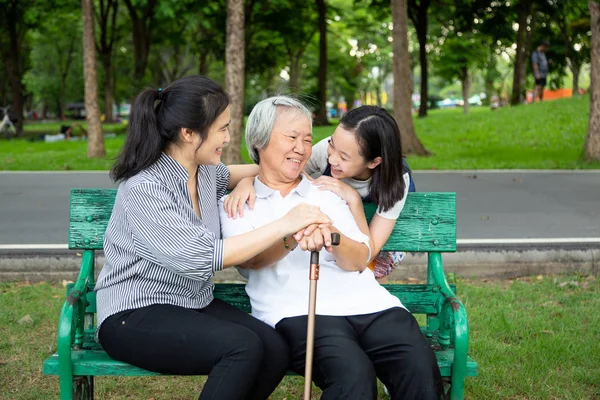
[225,105,413,283]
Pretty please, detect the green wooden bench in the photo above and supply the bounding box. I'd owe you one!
[43,188,478,399]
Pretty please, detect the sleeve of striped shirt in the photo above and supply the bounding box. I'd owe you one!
[215,163,231,201]
[124,182,224,280]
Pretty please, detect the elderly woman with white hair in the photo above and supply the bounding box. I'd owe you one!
[219,96,441,400]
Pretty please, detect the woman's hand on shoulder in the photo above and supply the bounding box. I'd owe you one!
[223,176,256,218]
[311,176,361,206]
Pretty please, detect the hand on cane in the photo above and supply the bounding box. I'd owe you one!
[298,225,336,253]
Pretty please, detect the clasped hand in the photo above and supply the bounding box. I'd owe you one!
[293,223,336,253]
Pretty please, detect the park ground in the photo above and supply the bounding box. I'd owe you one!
[1,96,599,171]
[2,96,599,399]
[1,274,599,399]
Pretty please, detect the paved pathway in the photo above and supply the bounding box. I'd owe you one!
[1,170,599,248]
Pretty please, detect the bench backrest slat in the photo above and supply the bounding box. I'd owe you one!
[364,192,456,252]
[69,189,117,250]
[81,283,453,316]
[69,189,456,252]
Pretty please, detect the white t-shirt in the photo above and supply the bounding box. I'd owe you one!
[219,175,403,328]
[305,136,410,220]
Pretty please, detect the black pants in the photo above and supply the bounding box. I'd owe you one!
[276,307,442,400]
[99,299,290,400]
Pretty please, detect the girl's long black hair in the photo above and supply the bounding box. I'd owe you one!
[111,75,230,182]
[339,106,405,212]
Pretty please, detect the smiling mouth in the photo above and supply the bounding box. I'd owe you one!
[287,158,302,164]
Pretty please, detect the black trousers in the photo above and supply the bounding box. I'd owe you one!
[99,299,290,400]
[276,307,442,400]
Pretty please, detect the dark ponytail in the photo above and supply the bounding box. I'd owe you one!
[339,106,405,212]
[111,75,230,182]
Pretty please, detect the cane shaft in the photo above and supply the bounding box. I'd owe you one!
[304,237,339,400]
[304,279,318,399]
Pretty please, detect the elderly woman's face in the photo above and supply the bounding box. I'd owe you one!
[259,109,312,182]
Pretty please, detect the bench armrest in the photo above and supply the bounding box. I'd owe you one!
[57,250,94,394]
[428,252,469,396]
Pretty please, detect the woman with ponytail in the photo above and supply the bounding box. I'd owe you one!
[95,76,332,399]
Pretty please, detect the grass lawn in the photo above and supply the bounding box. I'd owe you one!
[1,96,598,170]
[21,120,127,136]
[1,274,599,399]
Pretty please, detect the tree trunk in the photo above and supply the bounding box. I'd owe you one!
[461,68,470,114]
[314,0,330,125]
[59,37,76,120]
[413,0,430,117]
[0,63,7,107]
[345,91,356,112]
[94,0,118,122]
[391,0,429,155]
[59,85,66,120]
[586,0,600,161]
[572,63,581,96]
[131,20,149,85]
[376,85,382,107]
[289,53,302,92]
[199,52,209,76]
[510,3,529,106]
[417,27,427,117]
[82,0,105,158]
[5,7,23,137]
[123,0,156,89]
[512,1,536,106]
[102,54,115,122]
[102,53,114,122]
[223,0,245,165]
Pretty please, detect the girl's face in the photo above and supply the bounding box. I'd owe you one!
[327,125,380,181]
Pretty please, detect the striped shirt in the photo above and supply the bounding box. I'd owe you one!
[95,153,230,339]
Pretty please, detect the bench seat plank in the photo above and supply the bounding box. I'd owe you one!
[213,283,453,315]
[43,349,478,378]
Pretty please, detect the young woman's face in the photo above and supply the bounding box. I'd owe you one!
[195,106,231,166]
[327,125,373,181]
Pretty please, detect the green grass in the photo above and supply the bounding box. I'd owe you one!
[1,96,598,170]
[1,275,599,399]
[22,120,127,136]
[408,96,596,169]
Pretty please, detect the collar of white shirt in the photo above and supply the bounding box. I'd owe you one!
[254,174,311,199]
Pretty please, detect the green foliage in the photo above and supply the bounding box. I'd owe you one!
[536,0,591,90]
[435,33,489,84]
[0,0,594,131]
[24,10,83,116]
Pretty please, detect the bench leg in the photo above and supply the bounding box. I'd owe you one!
[450,371,465,400]
[73,376,94,400]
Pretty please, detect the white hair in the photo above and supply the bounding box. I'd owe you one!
[245,95,313,164]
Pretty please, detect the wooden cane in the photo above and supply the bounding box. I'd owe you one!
[303,233,340,400]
